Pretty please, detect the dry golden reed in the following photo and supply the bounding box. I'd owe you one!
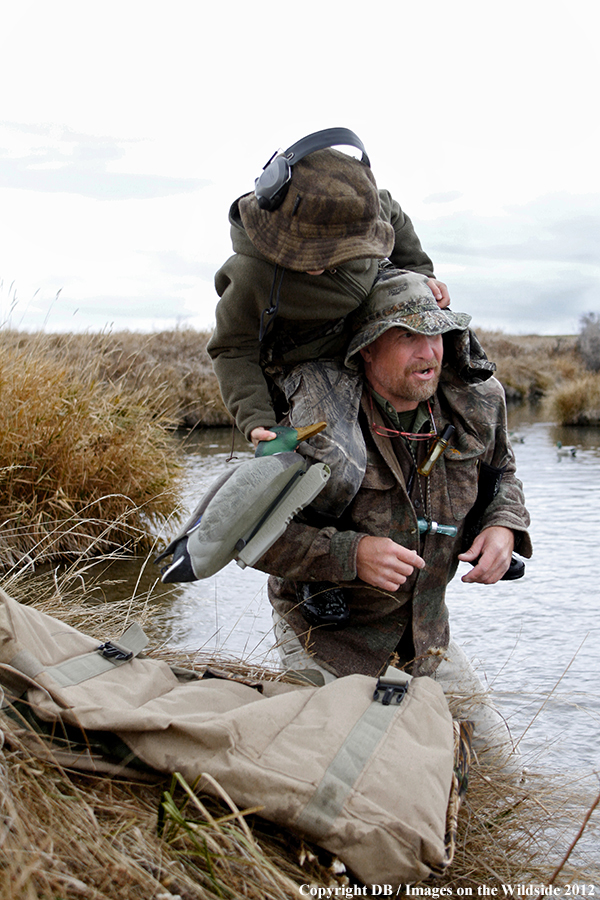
[463,330,600,425]
[0,324,596,570]
[0,327,232,428]
[1,326,594,439]
[547,374,600,426]
[476,331,581,403]
[0,331,182,568]
[0,323,596,615]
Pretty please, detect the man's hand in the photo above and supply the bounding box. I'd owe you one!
[250,426,278,448]
[357,536,425,591]
[458,526,515,584]
[426,278,451,309]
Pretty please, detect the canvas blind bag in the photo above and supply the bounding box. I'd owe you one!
[0,589,462,887]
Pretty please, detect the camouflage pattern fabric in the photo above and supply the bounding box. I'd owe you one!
[344,269,471,367]
[443,720,474,870]
[255,367,532,680]
[272,360,366,517]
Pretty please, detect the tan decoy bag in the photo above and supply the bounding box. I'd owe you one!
[0,589,468,887]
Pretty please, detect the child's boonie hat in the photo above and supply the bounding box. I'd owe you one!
[238,148,394,272]
[345,269,471,368]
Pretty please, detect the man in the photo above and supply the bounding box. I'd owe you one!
[255,268,532,768]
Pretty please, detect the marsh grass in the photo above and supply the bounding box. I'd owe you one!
[0,330,183,568]
[458,329,600,425]
[0,327,231,428]
[476,331,582,402]
[1,569,599,897]
[546,374,600,426]
[2,326,588,425]
[0,739,315,900]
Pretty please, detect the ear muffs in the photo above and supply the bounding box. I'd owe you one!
[254,127,370,211]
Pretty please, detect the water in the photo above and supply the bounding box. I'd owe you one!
[445,411,600,774]
[128,410,600,775]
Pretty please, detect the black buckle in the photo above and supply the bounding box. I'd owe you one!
[96,641,133,661]
[373,678,408,706]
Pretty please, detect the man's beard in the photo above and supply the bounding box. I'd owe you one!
[383,359,442,404]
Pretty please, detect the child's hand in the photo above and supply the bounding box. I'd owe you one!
[426,278,451,309]
[250,427,278,448]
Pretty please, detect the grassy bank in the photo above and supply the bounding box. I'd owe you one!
[4,327,597,429]
[476,331,579,402]
[0,331,182,569]
[0,325,597,569]
[0,329,229,430]
[476,330,600,424]
[1,569,599,897]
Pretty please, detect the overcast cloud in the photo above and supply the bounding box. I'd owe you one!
[1,0,598,336]
[414,192,600,333]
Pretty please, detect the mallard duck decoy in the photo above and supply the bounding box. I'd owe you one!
[156,449,330,583]
[556,441,576,458]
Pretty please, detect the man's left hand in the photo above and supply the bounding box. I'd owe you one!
[458,526,515,584]
[426,278,451,309]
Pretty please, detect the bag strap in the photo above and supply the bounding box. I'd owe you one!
[6,622,148,689]
[294,668,412,839]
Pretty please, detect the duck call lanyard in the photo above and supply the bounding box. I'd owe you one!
[259,265,285,342]
[369,392,457,536]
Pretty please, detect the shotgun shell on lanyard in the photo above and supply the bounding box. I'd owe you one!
[418,424,456,477]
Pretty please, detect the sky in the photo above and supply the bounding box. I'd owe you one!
[1,0,599,337]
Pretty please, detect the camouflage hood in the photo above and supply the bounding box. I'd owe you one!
[344,269,471,368]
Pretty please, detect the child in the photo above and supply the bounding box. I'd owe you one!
[207,132,450,628]
[208,132,449,447]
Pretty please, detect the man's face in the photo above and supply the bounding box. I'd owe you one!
[360,327,444,412]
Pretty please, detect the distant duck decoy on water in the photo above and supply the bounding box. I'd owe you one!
[156,422,330,584]
[556,441,577,458]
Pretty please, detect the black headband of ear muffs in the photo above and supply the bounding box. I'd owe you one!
[254,127,370,211]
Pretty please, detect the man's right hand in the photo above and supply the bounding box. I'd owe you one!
[250,427,278,448]
[356,536,425,591]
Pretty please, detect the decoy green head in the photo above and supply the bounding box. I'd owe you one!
[255,421,327,457]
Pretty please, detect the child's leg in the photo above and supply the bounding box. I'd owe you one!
[274,359,366,517]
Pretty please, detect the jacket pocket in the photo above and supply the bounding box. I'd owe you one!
[442,456,481,522]
[350,462,397,534]
[360,461,397,491]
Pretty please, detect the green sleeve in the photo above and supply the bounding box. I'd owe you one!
[208,254,279,440]
[379,190,436,278]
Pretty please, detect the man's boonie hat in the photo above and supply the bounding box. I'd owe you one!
[344,269,471,368]
[238,148,394,272]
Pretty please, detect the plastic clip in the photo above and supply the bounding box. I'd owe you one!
[373,677,408,706]
[96,641,133,661]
